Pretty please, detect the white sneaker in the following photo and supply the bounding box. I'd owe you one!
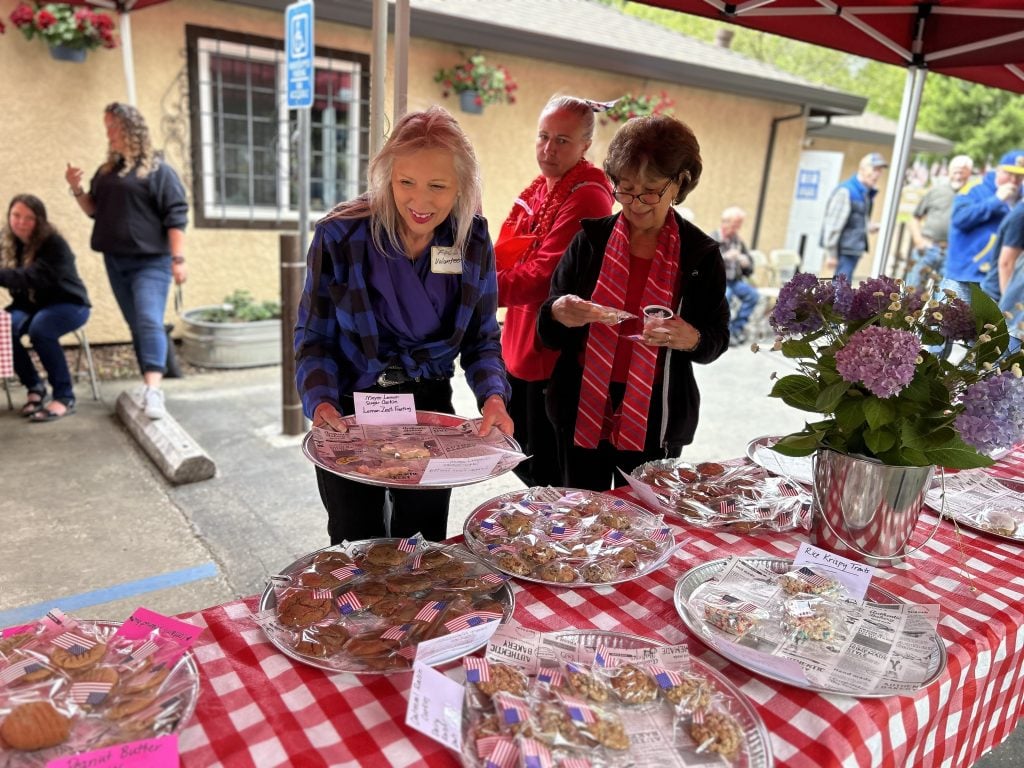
[143,387,166,420]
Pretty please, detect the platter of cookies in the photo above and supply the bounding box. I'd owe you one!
[630,458,810,532]
[673,557,947,697]
[463,488,678,587]
[460,629,773,768]
[256,539,516,674]
[0,619,199,766]
[303,411,525,488]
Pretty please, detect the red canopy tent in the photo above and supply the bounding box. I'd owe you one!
[64,0,173,106]
[627,1,1024,275]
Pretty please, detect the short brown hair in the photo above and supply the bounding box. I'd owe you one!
[604,114,702,204]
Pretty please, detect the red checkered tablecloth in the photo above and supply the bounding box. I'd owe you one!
[175,453,1024,768]
[0,310,13,378]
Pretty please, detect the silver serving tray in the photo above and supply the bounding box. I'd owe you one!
[674,558,947,698]
[926,476,1024,544]
[460,629,773,768]
[462,488,677,588]
[746,435,814,486]
[0,620,200,768]
[302,410,523,489]
[258,541,516,675]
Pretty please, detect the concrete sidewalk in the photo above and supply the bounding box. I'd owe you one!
[0,349,1018,766]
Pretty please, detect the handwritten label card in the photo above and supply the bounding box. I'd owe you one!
[419,455,501,485]
[353,392,416,425]
[46,735,179,768]
[794,543,873,600]
[405,663,463,751]
[114,608,203,665]
[619,469,667,513]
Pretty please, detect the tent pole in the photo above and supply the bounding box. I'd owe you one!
[392,0,409,121]
[120,12,136,106]
[369,0,387,156]
[872,65,926,278]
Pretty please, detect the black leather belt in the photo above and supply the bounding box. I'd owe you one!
[376,366,418,387]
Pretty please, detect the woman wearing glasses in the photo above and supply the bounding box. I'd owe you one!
[537,114,729,491]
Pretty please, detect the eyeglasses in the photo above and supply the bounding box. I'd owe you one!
[612,180,674,206]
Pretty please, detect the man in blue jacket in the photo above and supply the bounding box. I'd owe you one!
[820,152,887,282]
[944,149,1024,302]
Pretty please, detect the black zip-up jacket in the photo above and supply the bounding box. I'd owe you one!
[0,234,91,313]
[537,211,729,450]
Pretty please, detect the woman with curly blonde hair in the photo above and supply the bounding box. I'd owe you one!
[65,102,189,420]
[0,194,91,421]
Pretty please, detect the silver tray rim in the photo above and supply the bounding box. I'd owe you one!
[302,410,522,489]
[673,557,948,698]
[258,541,517,675]
[745,435,815,486]
[459,628,774,768]
[462,487,677,589]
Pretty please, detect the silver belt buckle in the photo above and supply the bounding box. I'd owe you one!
[377,367,411,387]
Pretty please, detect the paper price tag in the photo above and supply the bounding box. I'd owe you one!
[46,735,179,768]
[420,455,501,485]
[405,663,463,751]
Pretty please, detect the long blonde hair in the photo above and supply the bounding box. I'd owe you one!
[323,106,481,255]
[101,102,158,179]
[0,194,56,269]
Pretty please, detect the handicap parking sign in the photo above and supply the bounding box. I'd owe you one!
[286,0,314,109]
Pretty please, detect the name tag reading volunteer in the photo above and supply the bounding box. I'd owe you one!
[354,392,415,425]
[430,246,462,274]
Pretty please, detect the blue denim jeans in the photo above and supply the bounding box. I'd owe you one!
[904,245,945,292]
[104,254,171,374]
[835,252,861,283]
[726,279,760,335]
[10,303,91,401]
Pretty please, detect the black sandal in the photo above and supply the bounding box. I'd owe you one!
[28,398,76,423]
[20,386,48,417]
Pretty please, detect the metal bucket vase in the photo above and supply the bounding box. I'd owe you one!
[810,448,941,566]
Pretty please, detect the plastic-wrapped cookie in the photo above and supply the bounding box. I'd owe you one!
[0,701,71,751]
[294,624,350,658]
[518,541,558,565]
[498,510,534,536]
[596,510,632,531]
[496,551,532,576]
[363,543,411,567]
[608,663,658,704]
[580,559,620,584]
[534,561,577,584]
[276,589,335,628]
[385,572,434,595]
[690,709,743,759]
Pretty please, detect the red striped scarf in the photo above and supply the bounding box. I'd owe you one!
[574,213,679,451]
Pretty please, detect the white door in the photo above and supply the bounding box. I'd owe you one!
[784,150,844,275]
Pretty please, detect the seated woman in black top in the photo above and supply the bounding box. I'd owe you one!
[0,194,91,421]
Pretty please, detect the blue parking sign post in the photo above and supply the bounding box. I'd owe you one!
[286,0,314,109]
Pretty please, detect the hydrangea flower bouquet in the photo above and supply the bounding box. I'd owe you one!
[765,274,1024,469]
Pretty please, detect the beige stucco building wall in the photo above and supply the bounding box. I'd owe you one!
[1,0,811,344]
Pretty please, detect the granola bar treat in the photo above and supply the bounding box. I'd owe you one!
[562,662,611,703]
[464,659,529,697]
[649,666,712,710]
[690,708,743,759]
[608,663,658,704]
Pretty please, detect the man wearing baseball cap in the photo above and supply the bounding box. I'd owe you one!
[943,149,1024,302]
[820,152,887,281]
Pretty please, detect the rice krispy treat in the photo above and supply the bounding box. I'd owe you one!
[702,593,768,637]
[690,708,743,759]
[782,597,842,642]
[779,566,844,597]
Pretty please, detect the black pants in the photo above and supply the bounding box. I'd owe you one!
[554,381,680,491]
[507,374,561,488]
[315,378,454,544]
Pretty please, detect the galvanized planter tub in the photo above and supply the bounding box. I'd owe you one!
[180,307,281,369]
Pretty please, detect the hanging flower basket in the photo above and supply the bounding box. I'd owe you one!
[600,91,675,125]
[8,2,118,57]
[434,53,517,113]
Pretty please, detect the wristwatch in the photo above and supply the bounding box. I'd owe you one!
[171,255,186,265]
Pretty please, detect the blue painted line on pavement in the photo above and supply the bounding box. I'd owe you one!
[0,562,219,628]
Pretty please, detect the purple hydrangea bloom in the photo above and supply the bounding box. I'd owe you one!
[936,297,977,342]
[834,326,920,398]
[770,272,823,335]
[831,275,854,319]
[848,276,902,321]
[955,372,1024,453]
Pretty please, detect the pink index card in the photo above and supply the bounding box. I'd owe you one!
[114,607,203,664]
[1,623,34,638]
[46,735,178,768]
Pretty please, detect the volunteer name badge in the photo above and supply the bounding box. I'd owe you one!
[431,246,462,274]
